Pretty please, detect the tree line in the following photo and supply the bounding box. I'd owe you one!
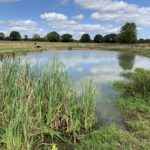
[0,22,149,43]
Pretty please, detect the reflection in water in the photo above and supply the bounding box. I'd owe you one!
[118,52,135,70]
[1,50,150,127]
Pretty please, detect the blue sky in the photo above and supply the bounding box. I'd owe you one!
[0,0,150,39]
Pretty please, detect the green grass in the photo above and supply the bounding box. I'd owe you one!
[0,59,97,149]
[1,41,150,58]
[76,125,142,150]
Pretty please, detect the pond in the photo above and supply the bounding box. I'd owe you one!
[1,50,150,127]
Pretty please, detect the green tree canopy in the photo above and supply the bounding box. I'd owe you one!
[10,31,21,41]
[103,33,117,43]
[0,32,5,40]
[94,34,103,43]
[138,38,145,43]
[47,31,60,42]
[80,34,91,43]
[61,34,73,42]
[118,22,137,43]
[33,34,40,41]
[24,35,28,41]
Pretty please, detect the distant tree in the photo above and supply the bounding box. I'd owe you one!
[10,31,21,41]
[94,34,103,43]
[118,22,137,43]
[145,39,150,43]
[24,35,28,41]
[61,34,73,42]
[33,34,40,41]
[80,34,91,43]
[47,31,60,42]
[0,32,5,40]
[138,38,145,43]
[103,33,117,43]
[5,36,10,40]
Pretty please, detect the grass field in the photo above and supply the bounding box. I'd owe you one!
[1,41,150,58]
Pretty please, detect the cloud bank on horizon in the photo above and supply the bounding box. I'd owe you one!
[0,0,150,39]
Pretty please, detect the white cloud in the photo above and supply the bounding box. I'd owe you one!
[40,12,67,21]
[72,14,84,20]
[40,12,120,39]
[75,0,150,28]
[0,0,19,3]
[0,19,43,37]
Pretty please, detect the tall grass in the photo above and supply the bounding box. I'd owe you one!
[0,59,97,149]
[113,68,150,100]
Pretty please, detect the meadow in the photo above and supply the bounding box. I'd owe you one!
[1,41,150,58]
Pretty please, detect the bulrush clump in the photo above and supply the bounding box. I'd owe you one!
[0,59,97,150]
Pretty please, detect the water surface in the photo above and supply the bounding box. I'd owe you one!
[2,50,150,126]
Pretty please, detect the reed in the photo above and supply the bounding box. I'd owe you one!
[0,59,97,149]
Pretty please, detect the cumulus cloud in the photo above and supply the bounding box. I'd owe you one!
[40,12,120,38]
[0,19,43,37]
[72,14,84,20]
[75,0,150,28]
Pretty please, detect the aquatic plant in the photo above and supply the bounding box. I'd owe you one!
[0,59,97,149]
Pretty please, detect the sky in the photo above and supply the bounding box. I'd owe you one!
[0,0,150,39]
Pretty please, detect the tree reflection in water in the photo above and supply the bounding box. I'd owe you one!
[118,52,135,70]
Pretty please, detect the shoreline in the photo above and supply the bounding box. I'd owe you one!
[0,41,150,58]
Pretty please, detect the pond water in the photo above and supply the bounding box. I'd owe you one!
[1,50,150,127]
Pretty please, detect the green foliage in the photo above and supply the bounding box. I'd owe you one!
[118,22,137,43]
[24,35,28,41]
[80,34,91,43]
[0,32,5,40]
[103,33,117,43]
[33,34,40,41]
[93,34,103,43]
[9,31,21,41]
[114,68,150,99]
[138,38,145,43]
[47,31,60,42]
[61,34,73,42]
[0,59,97,149]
